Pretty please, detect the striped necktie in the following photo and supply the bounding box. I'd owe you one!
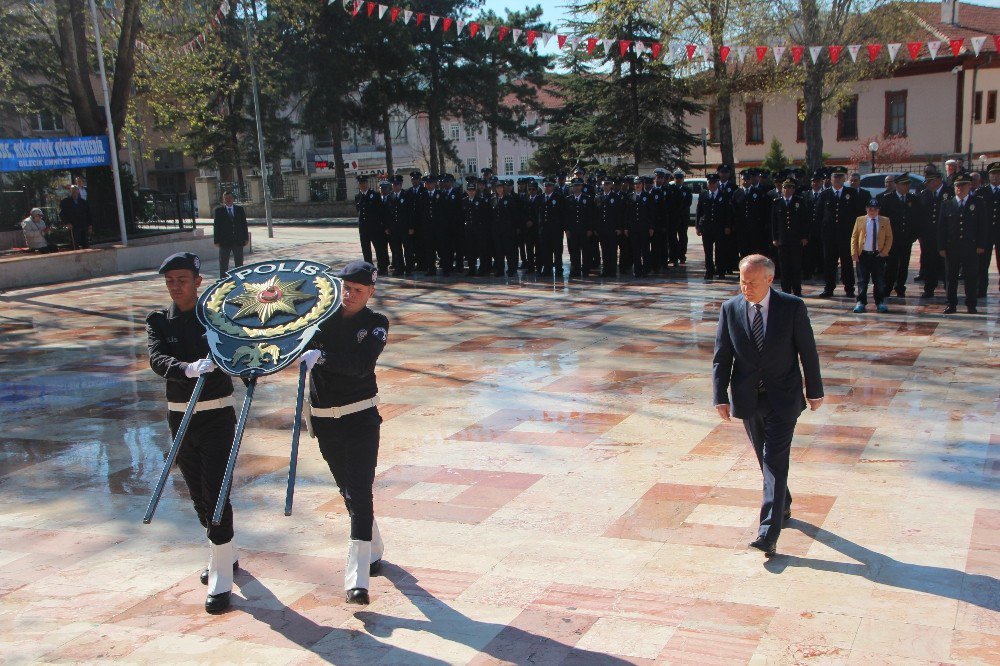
[751,303,765,351]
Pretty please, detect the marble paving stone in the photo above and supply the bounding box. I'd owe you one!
[0,227,997,664]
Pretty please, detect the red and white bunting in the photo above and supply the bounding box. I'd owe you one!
[512,28,521,43]
[481,23,494,39]
[791,45,804,64]
[603,38,614,56]
[772,45,785,63]
[887,43,900,61]
[972,35,987,56]
[428,14,438,30]
[442,17,453,32]
[403,9,412,24]
[829,45,842,63]
[735,45,749,63]
[377,4,387,19]
[949,38,963,56]
[847,44,861,62]
[455,19,464,34]
[866,43,881,62]
[928,40,941,59]
[808,46,822,63]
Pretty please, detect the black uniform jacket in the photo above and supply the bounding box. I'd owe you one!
[146,303,234,403]
[308,307,388,408]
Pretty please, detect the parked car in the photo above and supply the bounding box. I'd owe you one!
[858,172,926,200]
[685,177,708,223]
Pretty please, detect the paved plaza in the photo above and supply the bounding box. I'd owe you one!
[0,227,998,664]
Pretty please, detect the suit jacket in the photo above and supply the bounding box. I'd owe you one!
[770,196,808,247]
[712,289,823,421]
[937,194,990,251]
[975,184,1000,243]
[60,195,91,229]
[850,215,893,258]
[818,186,864,238]
[213,204,248,246]
[877,191,924,246]
[696,189,732,236]
[918,184,953,244]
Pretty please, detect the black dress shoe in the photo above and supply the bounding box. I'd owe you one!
[370,559,383,576]
[921,291,934,298]
[346,588,370,605]
[205,591,231,614]
[943,305,957,314]
[201,560,239,586]
[894,288,905,297]
[845,289,856,298]
[968,306,979,314]
[749,538,776,555]
[818,290,834,298]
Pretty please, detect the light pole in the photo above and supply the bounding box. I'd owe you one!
[980,154,987,171]
[868,141,879,172]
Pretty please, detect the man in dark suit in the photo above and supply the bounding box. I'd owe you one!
[818,166,864,298]
[938,172,990,314]
[713,255,824,555]
[917,167,952,298]
[213,191,249,272]
[877,173,925,298]
[60,185,92,249]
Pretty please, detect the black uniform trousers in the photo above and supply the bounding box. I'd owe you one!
[618,231,633,272]
[169,407,236,545]
[822,231,855,293]
[977,238,999,296]
[702,232,724,277]
[920,236,944,294]
[567,231,591,275]
[314,408,382,541]
[743,392,795,545]
[885,240,914,294]
[522,225,538,270]
[945,246,980,308]
[536,228,562,275]
[218,245,244,273]
[855,252,887,306]
[389,229,412,275]
[360,225,390,273]
[597,231,617,276]
[631,228,653,276]
[777,244,803,296]
[424,225,453,274]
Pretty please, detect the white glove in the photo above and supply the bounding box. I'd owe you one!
[300,349,322,370]
[184,358,216,378]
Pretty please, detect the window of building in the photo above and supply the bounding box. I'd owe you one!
[708,107,719,142]
[837,96,859,141]
[31,109,64,132]
[975,91,983,124]
[466,157,477,175]
[988,91,998,123]
[745,102,763,145]
[503,156,514,175]
[450,123,460,141]
[796,100,805,143]
[519,155,529,173]
[885,90,907,136]
[464,124,476,141]
[389,114,408,144]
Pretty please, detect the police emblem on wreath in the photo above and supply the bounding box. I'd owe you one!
[197,260,343,377]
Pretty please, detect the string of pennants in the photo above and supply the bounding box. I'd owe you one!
[177,0,232,54]
[346,0,999,64]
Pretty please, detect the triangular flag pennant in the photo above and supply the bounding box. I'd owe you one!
[428,15,439,30]
[567,36,580,49]
[526,30,537,46]
[541,33,553,47]
[366,1,375,16]
[847,44,861,62]
[686,44,697,60]
[720,45,731,62]
[791,46,804,64]
[442,17,453,32]
[635,41,645,56]
[702,44,713,59]
[497,26,509,42]
[928,40,941,59]
[651,42,662,60]
[619,40,631,57]
[221,0,230,14]
[377,4,387,19]
[773,45,786,63]
[352,0,362,16]
[403,8,412,23]
[456,20,464,35]
[755,45,768,63]
[809,46,822,63]
[829,45,842,63]
[482,24,494,39]
[907,41,922,59]
[415,12,425,26]
[557,34,567,49]
[603,39,614,56]
[994,35,1000,53]
[512,28,522,43]
[468,22,479,37]
[867,43,882,62]
[586,37,597,54]
[950,38,964,56]
[972,36,986,56]
[887,43,900,61]
[735,45,749,63]
[390,7,399,22]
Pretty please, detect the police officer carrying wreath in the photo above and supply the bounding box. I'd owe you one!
[299,260,389,604]
[146,252,239,614]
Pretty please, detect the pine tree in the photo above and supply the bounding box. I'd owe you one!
[761,137,789,174]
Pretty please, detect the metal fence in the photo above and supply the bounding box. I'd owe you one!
[133,192,196,233]
[869,161,939,174]
[218,181,251,204]
[266,176,299,201]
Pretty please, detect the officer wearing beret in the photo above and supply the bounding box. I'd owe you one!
[975,161,1000,298]
[939,172,990,313]
[299,261,389,604]
[696,173,733,280]
[917,166,952,297]
[818,166,864,298]
[146,252,238,614]
[771,179,809,296]
[356,176,388,274]
[536,178,565,277]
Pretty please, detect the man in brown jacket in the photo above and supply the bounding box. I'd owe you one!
[850,198,893,313]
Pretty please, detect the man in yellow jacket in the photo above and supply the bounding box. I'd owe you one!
[851,198,894,313]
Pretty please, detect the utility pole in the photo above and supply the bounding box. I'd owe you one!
[243,0,274,237]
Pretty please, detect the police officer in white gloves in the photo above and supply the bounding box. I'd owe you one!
[145,252,239,614]
[299,260,389,605]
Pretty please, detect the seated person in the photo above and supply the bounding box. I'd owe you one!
[21,208,54,252]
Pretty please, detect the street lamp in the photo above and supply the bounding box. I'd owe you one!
[980,154,988,171]
[869,141,879,171]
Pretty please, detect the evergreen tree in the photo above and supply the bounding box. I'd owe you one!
[761,137,789,173]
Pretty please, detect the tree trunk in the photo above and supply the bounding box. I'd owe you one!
[427,107,440,175]
[803,67,825,171]
[109,0,141,148]
[54,0,102,135]
[488,123,499,173]
[708,2,735,168]
[331,116,347,201]
[628,57,641,169]
[381,110,394,176]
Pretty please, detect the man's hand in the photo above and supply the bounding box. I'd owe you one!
[716,404,731,421]
[977,247,985,254]
[648,228,654,237]
[243,239,249,246]
[724,228,731,235]
[409,229,414,235]
[801,239,809,246]
[939,250,947,258]
[807,397,824,411]
[773,241,780,247]
[299,349,322,370]
[184,358,216,378]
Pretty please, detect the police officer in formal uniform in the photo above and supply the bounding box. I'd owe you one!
[388,175,414,276]
[802,170,826,280]
[938,172,989,313]
[696,173,733,280]
[624,176,653,277]
[594,177,623,277]
[440,174,464,272]
[299,261,389,605]
[648,168,671,272]
[408,172,426,271]
[522,179,541,272]
[536,178,564,277]
[462,178,489,276]
[878,173,925,298]
[356,176,388,273]
[491,180,520,277]
[146,252,238,614]
[975,161,1000,298]
[917,166,951,297]
[818,166,863,297]
[565,178,595,277]
[670,170,693,266]
[420,175,452,276]
[770,179,809,296]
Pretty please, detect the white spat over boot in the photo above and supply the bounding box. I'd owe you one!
[345,539,371,605]
[370,519,384,575]
[205,540,234,614]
